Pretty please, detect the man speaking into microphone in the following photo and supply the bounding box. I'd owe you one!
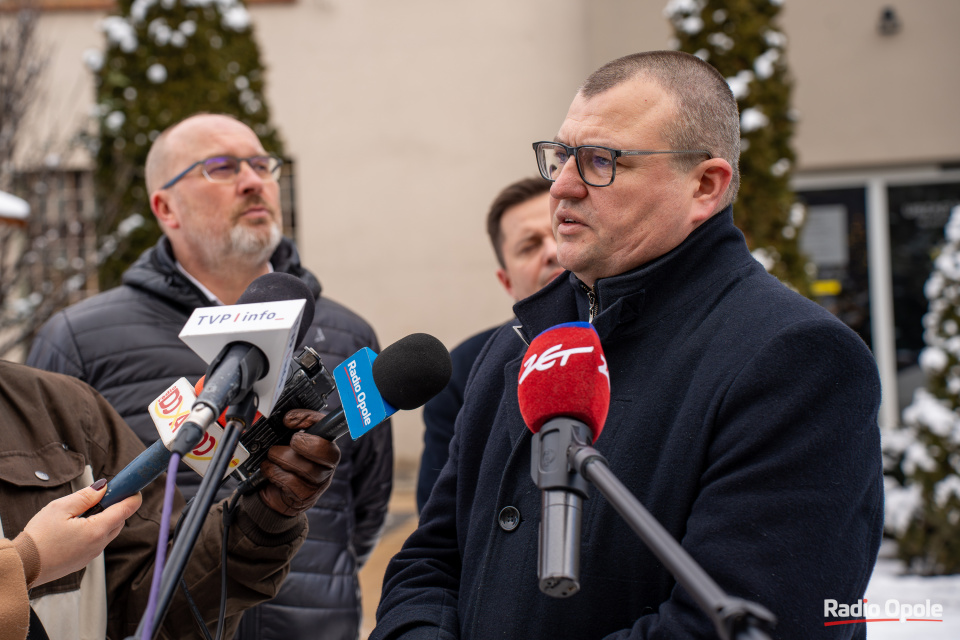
[28,113,392,640]
[373,51,883,640]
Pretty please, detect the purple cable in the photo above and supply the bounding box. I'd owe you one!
[141,451,181,639]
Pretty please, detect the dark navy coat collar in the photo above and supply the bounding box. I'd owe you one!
[512,206,757,342]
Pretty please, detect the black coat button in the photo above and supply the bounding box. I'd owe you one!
[498,506,520,531]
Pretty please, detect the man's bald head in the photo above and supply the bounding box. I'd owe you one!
[144,125,174,196]
[145,113,261,195]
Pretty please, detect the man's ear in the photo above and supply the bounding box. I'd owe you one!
[151,191,180,230]
[496,268,514,299]
[690,158,733,224]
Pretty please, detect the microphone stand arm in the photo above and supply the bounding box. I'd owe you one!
[140,391,259,639]
[568,443,777,640]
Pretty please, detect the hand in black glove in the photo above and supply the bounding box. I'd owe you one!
[258,409,341,517]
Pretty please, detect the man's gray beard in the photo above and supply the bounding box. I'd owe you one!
[229,221,282,264]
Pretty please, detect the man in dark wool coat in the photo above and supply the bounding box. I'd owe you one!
[372,51,883,640]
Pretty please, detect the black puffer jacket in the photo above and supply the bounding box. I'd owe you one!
[27,237,393,640]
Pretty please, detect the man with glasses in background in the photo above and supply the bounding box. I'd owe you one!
[28,113,393,640]
[416,176,562,512]
[373,51,882,640]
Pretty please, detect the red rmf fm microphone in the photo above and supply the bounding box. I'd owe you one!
[517,321,610,598]
[518,321,610,439]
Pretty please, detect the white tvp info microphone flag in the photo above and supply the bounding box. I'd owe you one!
[149,299,306,480]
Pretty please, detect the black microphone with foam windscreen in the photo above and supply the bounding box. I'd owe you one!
[236,332,452,493]
[323,332,453,435]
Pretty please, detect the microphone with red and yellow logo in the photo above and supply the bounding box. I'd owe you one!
[518,321,610,598]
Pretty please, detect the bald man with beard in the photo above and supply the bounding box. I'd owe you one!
[28,113,394,640]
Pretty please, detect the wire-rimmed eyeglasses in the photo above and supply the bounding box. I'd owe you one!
[532,141,711,188]
[160,154,284,190]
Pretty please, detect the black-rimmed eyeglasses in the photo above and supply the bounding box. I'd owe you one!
[160,154,283,190]
[532,141,711,188]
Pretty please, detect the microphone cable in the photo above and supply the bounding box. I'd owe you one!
[133,457,226,640]
[214,492,243,640]
[140,452,182,639]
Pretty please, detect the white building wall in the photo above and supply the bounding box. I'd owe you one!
[783,1,960,169]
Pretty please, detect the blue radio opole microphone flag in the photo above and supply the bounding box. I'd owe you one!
[237,332,453,493]
[328,333,453,437]
[335,348,396,437]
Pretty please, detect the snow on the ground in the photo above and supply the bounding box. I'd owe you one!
[860,542,960,639]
